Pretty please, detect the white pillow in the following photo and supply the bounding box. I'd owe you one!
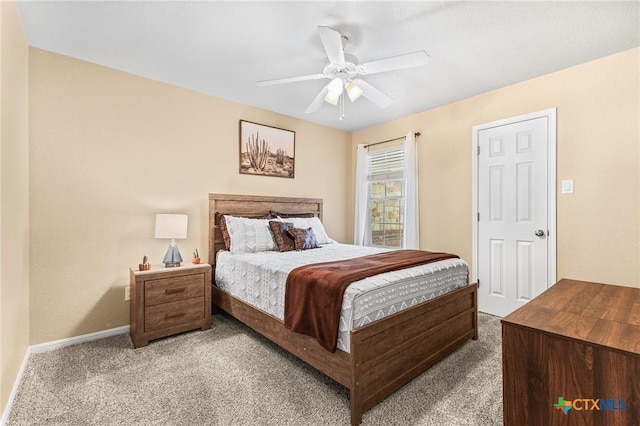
[279,216,333,245]
[223,215,277,254]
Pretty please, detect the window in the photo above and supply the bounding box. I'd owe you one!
[366,148,406,248]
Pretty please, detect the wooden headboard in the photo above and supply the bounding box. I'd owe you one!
[208,193,324,275]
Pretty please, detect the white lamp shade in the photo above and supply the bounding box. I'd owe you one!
[324,77,343,105]
[154,214,188,239]
[346,81,364,102]
[324,91,340,105]
[327,77,343,94]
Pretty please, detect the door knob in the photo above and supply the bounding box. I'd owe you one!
[535,229,545,237]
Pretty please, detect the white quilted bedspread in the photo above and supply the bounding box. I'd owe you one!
[215,243,469,353]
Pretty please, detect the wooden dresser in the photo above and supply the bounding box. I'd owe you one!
[502,278,640,426]
[129,263,211,348]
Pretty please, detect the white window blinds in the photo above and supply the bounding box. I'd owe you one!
[367,147,405,180]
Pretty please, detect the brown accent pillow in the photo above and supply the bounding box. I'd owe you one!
[287,227,319,251]
[219,215,231,251]
[268,221,296,252]
[269,210,316,219]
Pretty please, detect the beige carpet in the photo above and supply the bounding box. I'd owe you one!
[7,313,502,425]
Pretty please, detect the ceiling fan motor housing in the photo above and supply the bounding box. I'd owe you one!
[323,61,358,81]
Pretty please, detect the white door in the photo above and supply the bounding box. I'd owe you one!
[476,112,555,317]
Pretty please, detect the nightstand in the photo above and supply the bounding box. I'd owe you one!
[129,263,211,348]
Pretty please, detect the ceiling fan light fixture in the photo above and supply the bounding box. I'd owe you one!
[345,81,363,102]
[324,91,340,105]
[324,77,344,105]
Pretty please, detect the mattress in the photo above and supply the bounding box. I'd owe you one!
[215,243,469,352]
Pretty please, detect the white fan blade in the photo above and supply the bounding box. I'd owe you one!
[357,51,430,75]
[353,79,394,108]
[257,73,326,86]
[305,85,329,113]
[318,26,345,65]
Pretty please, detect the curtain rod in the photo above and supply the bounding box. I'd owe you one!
[363,132,421,148]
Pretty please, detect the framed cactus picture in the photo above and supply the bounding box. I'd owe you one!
[239,120,295,178]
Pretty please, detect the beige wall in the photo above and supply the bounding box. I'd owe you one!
[28,48,352,344]
[352,47,640,288]
[0,0,30,415]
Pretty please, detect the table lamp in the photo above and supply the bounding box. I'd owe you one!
[155,213,188,267]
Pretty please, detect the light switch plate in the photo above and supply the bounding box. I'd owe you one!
[562,179,574,194]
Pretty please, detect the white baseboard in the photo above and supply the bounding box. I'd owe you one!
[29,325,130,354]
[1,325,130,425]
[0,346,31,426]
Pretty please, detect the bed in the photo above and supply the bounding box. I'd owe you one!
[208,193,478,425]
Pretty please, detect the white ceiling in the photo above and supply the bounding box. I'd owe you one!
[16,1,640,132]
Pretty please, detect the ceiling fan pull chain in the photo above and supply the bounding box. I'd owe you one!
[339,92,345,121]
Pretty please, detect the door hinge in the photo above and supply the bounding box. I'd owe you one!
[477,279,480,288]
[477,212,480,221]
[477,145,480,155]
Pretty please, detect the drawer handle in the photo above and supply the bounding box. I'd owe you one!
[165,313,185,319]
[165,287,186,294]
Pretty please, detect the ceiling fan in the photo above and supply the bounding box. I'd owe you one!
[257,26,430,115]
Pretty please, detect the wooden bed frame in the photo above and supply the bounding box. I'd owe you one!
[208,193,478,425]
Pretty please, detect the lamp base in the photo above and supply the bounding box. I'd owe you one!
[162,240,183,268]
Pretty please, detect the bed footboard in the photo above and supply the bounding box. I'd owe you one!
[349,283,478,425]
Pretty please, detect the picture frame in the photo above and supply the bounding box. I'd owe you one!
[239,120,295,178]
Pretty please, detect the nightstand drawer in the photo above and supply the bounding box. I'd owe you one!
[144,273,205,306]
[144,297,205,331]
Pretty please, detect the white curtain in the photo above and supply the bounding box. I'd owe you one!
[403,132,419,249]
[353,144,369,245]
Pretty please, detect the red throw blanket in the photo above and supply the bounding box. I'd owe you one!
[284,250,459,352]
